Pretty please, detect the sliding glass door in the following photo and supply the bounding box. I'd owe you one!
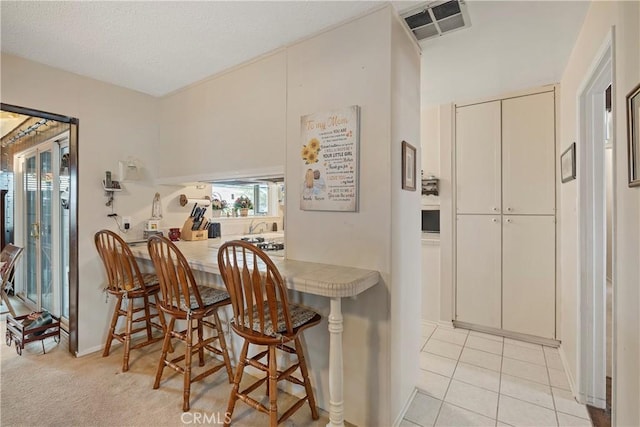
[18,137,68,320]
[24,153,38,304]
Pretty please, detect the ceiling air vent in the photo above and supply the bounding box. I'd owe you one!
[402,0,471,42]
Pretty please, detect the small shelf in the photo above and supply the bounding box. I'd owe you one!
[102,180,122,207]
[102,180,122,192]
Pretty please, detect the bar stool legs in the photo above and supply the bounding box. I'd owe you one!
[154,311,233,412]
[225,340,249,425]
[102,292,166,372]
[296,337,319,420]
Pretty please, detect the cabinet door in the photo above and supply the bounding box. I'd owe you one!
[502,215,555,338]
[456,101,501,214]
[502,92,556,215]
[456,215,502,328]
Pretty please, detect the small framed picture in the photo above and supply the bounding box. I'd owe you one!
[561,142,576,183]
[627,83,640,187]
[402,141,417,191]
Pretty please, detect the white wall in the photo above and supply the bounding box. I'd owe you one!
[156,51,286,182]
[389,11,422,422]
[0,53,161,353]
[285,6,420,426]
[611,4,639,424]
[558,2,639,425]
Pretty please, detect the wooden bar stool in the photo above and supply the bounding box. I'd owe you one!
[94,230,168,372]
[147,235,233,412]
[0,244,23,316]
[217,240,321,427]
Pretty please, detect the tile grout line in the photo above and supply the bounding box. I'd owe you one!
[411,324,439,426]
[500,359,555,387]
[422,328,583,426]
[430,341,558,396]
[437,400,502,424]
[495,335,505,426]
[462,341,555,370]
[420,325,438,352]
[455,351,502,373]
[502,354,547,367]
[495,382,567,412]
[431,326,470,427]
[544,346,561,427]
[543,346,595,422]
[420,334,499,426]
[423,337,466,360]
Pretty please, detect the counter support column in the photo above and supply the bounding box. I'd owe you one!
[327,297,344,427]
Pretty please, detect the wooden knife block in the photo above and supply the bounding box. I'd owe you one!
[181,217,208,241]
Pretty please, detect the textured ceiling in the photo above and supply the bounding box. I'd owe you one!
[1,1,589,104]
[420,1,590,105]
[0,1,380,97]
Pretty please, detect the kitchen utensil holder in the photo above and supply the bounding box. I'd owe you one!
[181,217,208,241]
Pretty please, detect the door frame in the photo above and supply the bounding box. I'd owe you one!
[576,31,614,410]
[1,102,79,355]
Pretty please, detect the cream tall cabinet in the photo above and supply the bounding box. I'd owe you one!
[455,89,556,340]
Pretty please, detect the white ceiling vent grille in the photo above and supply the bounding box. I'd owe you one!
[402,0,471,42]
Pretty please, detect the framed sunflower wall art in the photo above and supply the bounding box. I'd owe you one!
[300,105,360,212]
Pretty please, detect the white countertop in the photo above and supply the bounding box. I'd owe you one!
[128,238,380,298]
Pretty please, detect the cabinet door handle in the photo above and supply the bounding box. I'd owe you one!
[492,207,499,212]
[506,207,513,212]
[505,218,512,223]
[492,218,498,223]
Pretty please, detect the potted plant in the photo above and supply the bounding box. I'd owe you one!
[234,196,253,217]
[210,197,228,218]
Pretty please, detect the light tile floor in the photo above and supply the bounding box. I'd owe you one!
[401,324,593,427]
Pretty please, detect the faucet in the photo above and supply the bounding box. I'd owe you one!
[248,220,269,235]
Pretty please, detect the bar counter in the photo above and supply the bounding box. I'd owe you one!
[128,237,381,427]
[129,238,379,298]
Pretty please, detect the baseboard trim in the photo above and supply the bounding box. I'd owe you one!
[393,387,418,427]
[437,320,454,329]
[558,345,577,397]
[75,330,164,357]
[75,344,103,357]
[453,321,561,348]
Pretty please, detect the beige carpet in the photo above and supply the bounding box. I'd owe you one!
[0,311,328,427]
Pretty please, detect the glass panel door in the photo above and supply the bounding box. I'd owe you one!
[40,150,53,312]
[24,154,38,304]
[20,146,56,314]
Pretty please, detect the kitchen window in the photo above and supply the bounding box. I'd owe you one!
[212,183,270,215]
